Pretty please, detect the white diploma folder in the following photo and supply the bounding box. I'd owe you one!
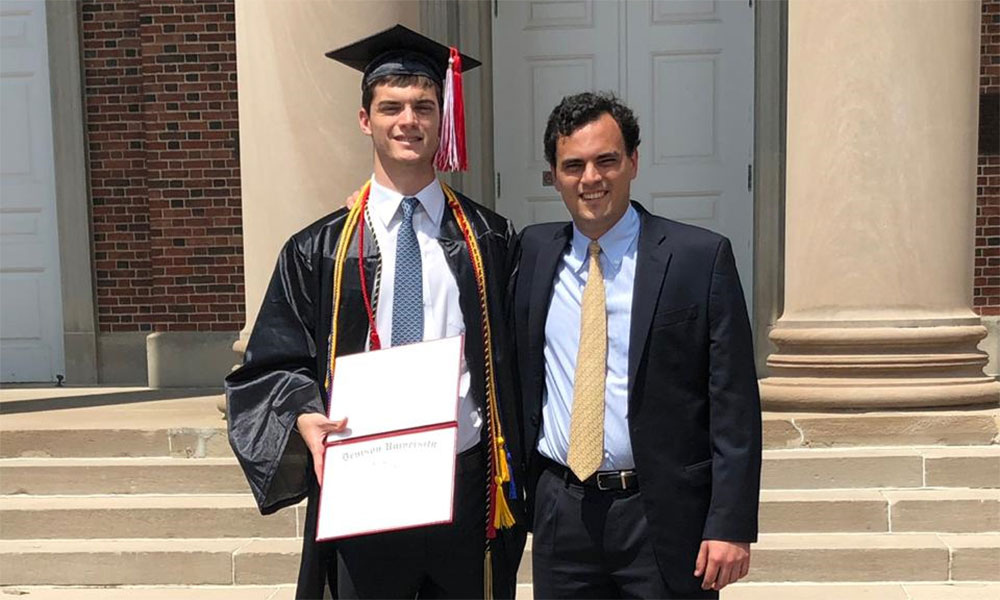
[316,335,463,541]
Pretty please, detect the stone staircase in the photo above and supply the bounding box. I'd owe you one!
[0,387,998,599]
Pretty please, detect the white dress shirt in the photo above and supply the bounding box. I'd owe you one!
[367,177,481,453]
[537,205,639,471]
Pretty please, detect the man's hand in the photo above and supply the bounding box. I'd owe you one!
[296,413,348,486]
[694,539,750,591]
[345,189,361,209]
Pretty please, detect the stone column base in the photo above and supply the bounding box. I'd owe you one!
[216,336,249,417]
[760,320,1000,410]
[979,316,1000,378]
[146,332,238,389]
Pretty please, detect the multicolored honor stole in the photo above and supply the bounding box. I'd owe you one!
[324,179,516,541]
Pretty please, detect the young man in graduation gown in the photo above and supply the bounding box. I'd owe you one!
[225,26,525,600]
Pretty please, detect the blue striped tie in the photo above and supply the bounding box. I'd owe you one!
[392,196,423,346]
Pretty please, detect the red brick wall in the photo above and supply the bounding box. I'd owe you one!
[976,0,1000,316]
[82,0,243,333]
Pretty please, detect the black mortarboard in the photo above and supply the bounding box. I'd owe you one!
[325,24,481,88]
[325,24,479,172]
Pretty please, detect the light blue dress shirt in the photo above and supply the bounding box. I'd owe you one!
[537,205,639,471]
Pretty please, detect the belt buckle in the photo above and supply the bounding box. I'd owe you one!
[595,470,636,491]
[596,471,628,491]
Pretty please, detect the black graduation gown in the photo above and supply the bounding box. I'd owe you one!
[225,190,526,599]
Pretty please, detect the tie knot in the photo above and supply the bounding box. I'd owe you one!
[588,240,601,258]
[401,196,419,220]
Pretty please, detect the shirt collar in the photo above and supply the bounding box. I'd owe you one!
[369,176,445,229]
[567,204,639,274]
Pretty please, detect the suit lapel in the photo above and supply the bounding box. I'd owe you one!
[627,206,672,410]
[527,225,571,394]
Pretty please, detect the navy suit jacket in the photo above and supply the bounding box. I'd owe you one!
[512,201,762,590]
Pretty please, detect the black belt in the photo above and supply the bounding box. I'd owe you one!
[542,457,639,491]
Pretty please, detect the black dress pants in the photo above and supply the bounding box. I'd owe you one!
[335,445,487,599]
[531,461,718,600]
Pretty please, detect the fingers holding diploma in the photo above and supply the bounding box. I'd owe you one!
[296,413,348,485]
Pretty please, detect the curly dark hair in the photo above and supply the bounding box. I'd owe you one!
[543,91,640,167]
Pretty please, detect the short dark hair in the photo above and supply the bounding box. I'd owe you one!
[361,74,442,113]
[543,91,640,167]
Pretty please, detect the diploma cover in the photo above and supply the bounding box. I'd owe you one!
[315,335,463,541]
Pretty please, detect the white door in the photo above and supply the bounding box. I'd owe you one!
[493,0,755,311]
[1,0,65,382]
[492,0,622,226]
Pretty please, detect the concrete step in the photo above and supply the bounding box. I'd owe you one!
[723,583,1000,600]
[2,446,995,499]
[759,489,889,533]
[3,388,996,458]
[0,457,249,495]
[760,488,1000,534]
[5,414,996,459]
[922,446,1000,488]
[884,489,1000,533]
[519,532,1000,583]
[2,534,996,587]
[2,446,995,497]
[746,533,1000,583]
[0,538,302,586]
[939,534,1000,581]
[761,446,1000,490]
[2,584,999,600]
[0,494,302,539]
[3,488,994,540]
[0,587,296,600]
[0,427,230,459]
[722,583,1000,600]
[762,408,999,449]
[0,388,228,458]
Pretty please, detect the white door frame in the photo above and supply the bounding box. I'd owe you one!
[46,0,99,384]
[0,1,97,384]
[1,0,65,382]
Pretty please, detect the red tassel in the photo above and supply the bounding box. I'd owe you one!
[452,49,467,171]
[486,479,498,539]
[435,47,468,172]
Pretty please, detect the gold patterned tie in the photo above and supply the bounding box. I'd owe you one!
[567,240,607,481]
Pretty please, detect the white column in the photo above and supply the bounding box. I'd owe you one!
[234,0,419,353]
[760,0,999,408]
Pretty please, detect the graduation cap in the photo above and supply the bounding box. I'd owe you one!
[326,24,481,172]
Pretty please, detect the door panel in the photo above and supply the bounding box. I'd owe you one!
[493,0,621,228]
[493,0,754,312]
[627,0,755,304]
[1,0,65,382]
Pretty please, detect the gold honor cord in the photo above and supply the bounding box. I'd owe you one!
[324,180,370,393]
[442,185,515,532]
[440,185,516,600]
[324,180,515,549]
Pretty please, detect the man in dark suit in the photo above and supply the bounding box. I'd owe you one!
[513,92,761,599]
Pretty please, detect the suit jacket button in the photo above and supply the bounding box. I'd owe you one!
[531,415,539,426]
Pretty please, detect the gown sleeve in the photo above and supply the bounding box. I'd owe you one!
[225,235,327,515]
